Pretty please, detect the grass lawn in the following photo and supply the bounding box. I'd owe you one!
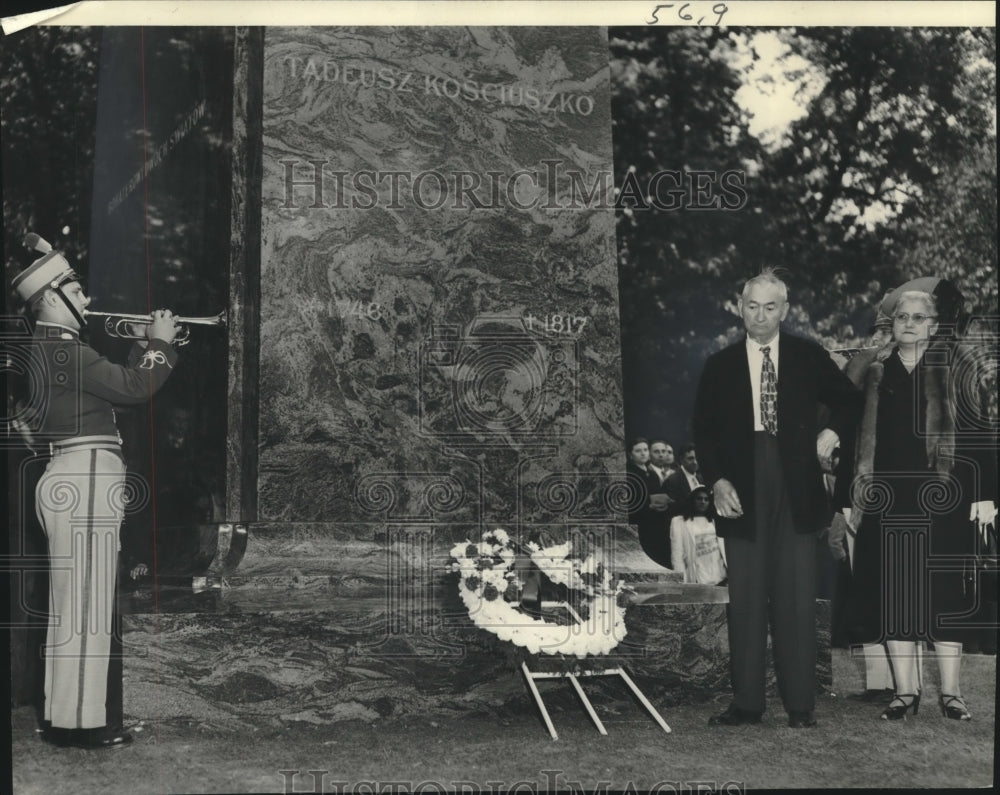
[9,648,995,793]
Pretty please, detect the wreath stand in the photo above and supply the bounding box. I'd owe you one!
[519,602,672,740]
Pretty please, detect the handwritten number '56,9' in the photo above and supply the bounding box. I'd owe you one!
[648,3,729,26]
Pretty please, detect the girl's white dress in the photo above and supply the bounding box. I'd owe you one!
[670,514,727,585]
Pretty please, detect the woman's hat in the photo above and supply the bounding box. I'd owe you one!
[883,276,967,329]
[870,290,895,334]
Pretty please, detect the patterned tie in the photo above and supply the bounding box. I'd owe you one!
[760,345,778,436]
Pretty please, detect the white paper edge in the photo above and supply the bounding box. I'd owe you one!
[0,1,996,31]
[1,3,83,35]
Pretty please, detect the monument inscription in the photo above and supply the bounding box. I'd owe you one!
[282,56,598,115]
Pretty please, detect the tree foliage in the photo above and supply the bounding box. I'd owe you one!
[1,27,100,284]
[2,27,234,507]
[611,26,997,444]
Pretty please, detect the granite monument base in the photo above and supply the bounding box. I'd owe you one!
[119,523,832,729]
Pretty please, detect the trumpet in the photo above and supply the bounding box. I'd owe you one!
[85,310,227,346]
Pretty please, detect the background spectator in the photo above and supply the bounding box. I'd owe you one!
[670,485,727,585]
[665,443,703,508]
[648,439,676,483]
[627,437,672,568]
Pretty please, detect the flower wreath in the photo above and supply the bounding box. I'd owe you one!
[450,528,629,658]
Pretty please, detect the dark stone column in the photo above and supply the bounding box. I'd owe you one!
[227,27,264,523]
[87,27,234,565]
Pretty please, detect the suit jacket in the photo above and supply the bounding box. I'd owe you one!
[625,460,658,527]
[664,468,700,504]
[648,464,672,487]
[693,331,862,540]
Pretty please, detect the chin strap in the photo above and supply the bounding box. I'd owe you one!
[51,282,88,334]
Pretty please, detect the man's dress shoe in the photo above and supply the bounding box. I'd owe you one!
[708,705,763,726]
[787,710,817,728]
[39,725,68,746]
[41,726,132,749]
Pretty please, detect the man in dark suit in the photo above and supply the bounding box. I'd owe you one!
[664,443,702,506]
[693,269,861,729]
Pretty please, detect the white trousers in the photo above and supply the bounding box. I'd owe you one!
[36,448,125,729]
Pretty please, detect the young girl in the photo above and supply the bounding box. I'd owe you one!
[670,486,727,585]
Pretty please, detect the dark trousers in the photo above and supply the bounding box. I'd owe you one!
[725,433,817,714]
[638,519,671,569]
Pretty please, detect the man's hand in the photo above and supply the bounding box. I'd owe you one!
[649,493,673,512]
[817,428,840,473]
[11,399,38,453]
[124,322,150,349]
[712,478,743,519]
[147,309,179,344]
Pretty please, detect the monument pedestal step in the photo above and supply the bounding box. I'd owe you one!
[116,522,829,727]
[119,579,831,729]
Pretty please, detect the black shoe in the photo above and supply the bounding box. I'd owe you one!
[881,693,920,721]
[63,727,133,750]
[939,694,971,721]
[847,688,895,703]
[708,705,762,727]
[788,710,817,728]
[39,726,71,747]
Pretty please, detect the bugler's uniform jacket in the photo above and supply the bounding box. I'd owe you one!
[30,321,177,444]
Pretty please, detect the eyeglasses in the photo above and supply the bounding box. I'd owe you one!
[893,313,936,324]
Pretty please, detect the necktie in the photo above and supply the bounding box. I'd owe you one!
[760,345,778,436]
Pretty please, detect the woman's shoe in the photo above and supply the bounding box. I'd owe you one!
[939,694,971,721]
[880,693,920,720]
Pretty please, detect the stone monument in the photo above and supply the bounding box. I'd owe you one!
[250,27,625,530]
[227,25,651,627]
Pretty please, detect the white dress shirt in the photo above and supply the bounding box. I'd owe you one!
[746,333,780,432]
[683,467,701,491]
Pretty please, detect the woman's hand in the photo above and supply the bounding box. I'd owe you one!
[817,428,840,473]
[827,512,851,562]
[971,501,997,546]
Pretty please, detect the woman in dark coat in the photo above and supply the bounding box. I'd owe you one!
[847,288,997,721]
